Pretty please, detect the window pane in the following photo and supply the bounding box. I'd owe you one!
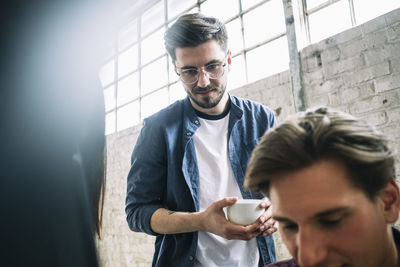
[246,36,289,82]
[118,19,138,51]
[229,54,246,90]
[141,57,168,95]
[226,18,243,55]
[168,0,197,20]
[117,101,140,131]
[142,1,165,37]
[117,72,139,106]
[241,0,264,11]
[104,85,115,112]
[354,0,400,25]
[167,6,200,28]
[105,111,116,135]
[306,0,328,10]
[200,0,239,22]
[169,81,187,103]
[141,88,169,119]
[141,28,165,65]
[118,44,138,78]
[243,0,285,48]
[308,0,352,44]
[99,60,114,87]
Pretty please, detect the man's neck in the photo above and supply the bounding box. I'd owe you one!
[388,227,400,267]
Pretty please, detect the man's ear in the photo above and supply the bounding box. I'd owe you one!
[379,179,400,224]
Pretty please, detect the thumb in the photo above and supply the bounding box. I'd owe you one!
[215,197,238,209]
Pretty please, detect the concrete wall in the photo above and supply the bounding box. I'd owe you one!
[97,8,400,266]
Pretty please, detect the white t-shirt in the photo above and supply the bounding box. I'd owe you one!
[193,113,259,267]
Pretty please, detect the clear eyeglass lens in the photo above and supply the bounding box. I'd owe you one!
[179,64,224,84]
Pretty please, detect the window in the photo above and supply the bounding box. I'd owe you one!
[300,0,400,45]
[101,0,400,135]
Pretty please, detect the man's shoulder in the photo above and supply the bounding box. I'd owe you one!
[144,98,186,125]
[264,259,299,267]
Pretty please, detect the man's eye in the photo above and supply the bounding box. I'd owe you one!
[206,64,219,71]
[319,218,342,229]
[282,223,298,232]
[182,69,198,76]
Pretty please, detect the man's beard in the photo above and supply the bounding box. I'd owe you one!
[187,84,226,109]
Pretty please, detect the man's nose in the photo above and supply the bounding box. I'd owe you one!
[197,69,211,88]
[296,228,328,267]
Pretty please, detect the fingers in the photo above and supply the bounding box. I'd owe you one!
[223,222,261,240]
[259,198,273,223]
[259,197,271,209]
[261,220,278,237]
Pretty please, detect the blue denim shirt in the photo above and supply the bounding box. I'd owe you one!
[126,94,276,267]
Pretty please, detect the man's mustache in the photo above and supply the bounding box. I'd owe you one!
[193,86,216,93]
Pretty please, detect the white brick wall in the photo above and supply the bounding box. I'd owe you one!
[99,8,400,266]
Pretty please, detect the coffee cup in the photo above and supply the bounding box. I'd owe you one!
[227,199,264,226]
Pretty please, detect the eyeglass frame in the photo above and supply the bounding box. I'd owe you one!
[174,55,228,85]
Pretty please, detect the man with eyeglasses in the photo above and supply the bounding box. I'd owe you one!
[126,13,277,267]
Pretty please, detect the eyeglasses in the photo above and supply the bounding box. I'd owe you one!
[175,60,226,85]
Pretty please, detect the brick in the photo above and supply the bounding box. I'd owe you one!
[300,43,325,58]
[260,84,294,109]
[310,76,344,95]
[308,93,329,107]
[324,55,366,79]
[359,110,388,126]
[343,61,390,86]
[321,47,340,65]
[328,91,341,106]
[387,106,400,123]
[375,73,400,93]
[359,81,376,96]
[380,121,400,139]
[385,8,400,27]
[302,69,324,86]
[340,86,362,103]
[340,29,388,58]
[302,55,321,71]
[322,60,340,79]
[340,82,375,104]
[339,38,367,58]
[274,231,292,261]
[332,26,363,45]
[362,29,389,49]
[349,91,400,114]
[362,46,390,66]
[279,70,291,85]
[387,22,400,42]
[362,14,387,35]
[385,43,400,59]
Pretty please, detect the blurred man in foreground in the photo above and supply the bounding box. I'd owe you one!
[245,107,399,267]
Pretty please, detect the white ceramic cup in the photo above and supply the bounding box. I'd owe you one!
[227,199,264,226]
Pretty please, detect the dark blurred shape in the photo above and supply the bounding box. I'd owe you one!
[0,1,115,266]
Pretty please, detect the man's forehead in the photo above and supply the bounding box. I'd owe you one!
[269,160,369,220]
[174,40,226,66]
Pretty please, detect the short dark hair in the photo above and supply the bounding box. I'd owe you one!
[164,13,228,61]
[245,107,396,200]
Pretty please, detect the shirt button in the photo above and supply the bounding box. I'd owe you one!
[186,132,192,136]
[189,256,194,261]
[194,120,199,124]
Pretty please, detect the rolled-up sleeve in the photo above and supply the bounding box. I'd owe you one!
[125,118,167,236]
